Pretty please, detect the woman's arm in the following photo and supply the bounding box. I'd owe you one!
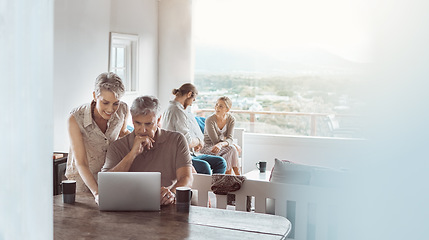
[68,115,99,202]
[205,116,222,144]
[224,115,236,145]
[205,116,228,153]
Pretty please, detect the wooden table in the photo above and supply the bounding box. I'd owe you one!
[54,193,291,240]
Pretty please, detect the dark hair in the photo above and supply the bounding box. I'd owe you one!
[130,96,161,118]
[172,83,198,97]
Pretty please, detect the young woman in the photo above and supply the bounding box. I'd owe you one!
[200,96,241,175]
[65,72,130,204]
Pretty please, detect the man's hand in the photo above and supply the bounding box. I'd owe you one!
[193,142,203,152]
[94,194,99,205]
[130,135,155,157]
[160,187,176,205]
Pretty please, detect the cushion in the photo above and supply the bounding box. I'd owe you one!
[195,116,206,133]
[269,158,313,185]
[310,166,346,187]
[269,158,345,187]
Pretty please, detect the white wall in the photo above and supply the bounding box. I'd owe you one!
[53,0,159,152]
[242,133,363,173]
[158,0,193,110]
[0,0,53,239]
[54,0,111,152]
[110,0,158,105]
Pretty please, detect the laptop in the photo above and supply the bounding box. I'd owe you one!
[98,172,161,211]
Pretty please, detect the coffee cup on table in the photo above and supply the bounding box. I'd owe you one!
[176,187,193,212]
[61,180,76,204]
[256,161,267,173]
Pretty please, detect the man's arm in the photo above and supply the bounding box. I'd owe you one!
[172,166,193,192]
[164,109,200,149]
[103,135,154,172]
[160,166,193,205]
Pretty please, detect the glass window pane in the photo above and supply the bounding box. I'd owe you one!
[193,0,368,138]
[116,69,125,83]
[110,47,116,68]
[116,47,125,68]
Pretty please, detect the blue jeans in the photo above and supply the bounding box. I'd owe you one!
[192,154,226,175]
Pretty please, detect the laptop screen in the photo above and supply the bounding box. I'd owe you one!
[98,172,161,211]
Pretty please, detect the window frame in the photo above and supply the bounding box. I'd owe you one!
[108,32,139,93]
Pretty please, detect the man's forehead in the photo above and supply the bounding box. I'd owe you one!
[132,113,157,122]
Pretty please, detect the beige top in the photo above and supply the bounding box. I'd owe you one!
[65,101,128,192]
[203,113,235,146]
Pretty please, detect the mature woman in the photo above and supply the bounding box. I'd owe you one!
[200,96,241,175]
[65,72,130,203]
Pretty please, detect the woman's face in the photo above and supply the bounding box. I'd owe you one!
[93,90,120,120]
[215,100,229,116]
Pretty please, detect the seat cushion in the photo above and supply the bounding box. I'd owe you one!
[195,116,206,133]
[269,158,345,187]
[269,158,313,185]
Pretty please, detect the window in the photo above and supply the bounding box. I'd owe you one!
[193,0,370,138]
[109,32,139,92]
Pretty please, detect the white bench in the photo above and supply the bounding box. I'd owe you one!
[191,173,341,240]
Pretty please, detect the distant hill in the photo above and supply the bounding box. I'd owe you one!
[194,45,364,75]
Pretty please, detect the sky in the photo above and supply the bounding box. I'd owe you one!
[193,0,373,63]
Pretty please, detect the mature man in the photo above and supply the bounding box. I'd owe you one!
[162,83,226,175]
[102,96,193,205]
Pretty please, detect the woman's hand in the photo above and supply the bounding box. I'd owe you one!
[211,143,222,154]
[233,143,242,155]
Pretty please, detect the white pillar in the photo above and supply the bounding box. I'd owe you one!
[0,1,53,239]
[158,0,193,110]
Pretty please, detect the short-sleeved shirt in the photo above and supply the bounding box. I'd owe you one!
[65,101,128,192]
[161,100,203,147]
[102,128,192,187]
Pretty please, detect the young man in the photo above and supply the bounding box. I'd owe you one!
[102,96,193,205]
[162,83,227,175]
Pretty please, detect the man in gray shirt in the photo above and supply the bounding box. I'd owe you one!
[162,83,226,175]
[102,96,193,205]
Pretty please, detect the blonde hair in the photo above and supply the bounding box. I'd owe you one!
[218,96,232,110]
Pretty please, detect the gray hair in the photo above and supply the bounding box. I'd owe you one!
[130,96,161,118]
[94,72,125,99]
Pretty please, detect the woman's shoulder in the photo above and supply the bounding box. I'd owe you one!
[206,114,217,121]
[70,102,91,116]
[227,113,236,122]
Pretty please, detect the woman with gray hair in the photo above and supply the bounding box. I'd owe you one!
[65,72,130,204]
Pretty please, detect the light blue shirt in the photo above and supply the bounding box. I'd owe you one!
[161,100,203,147]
